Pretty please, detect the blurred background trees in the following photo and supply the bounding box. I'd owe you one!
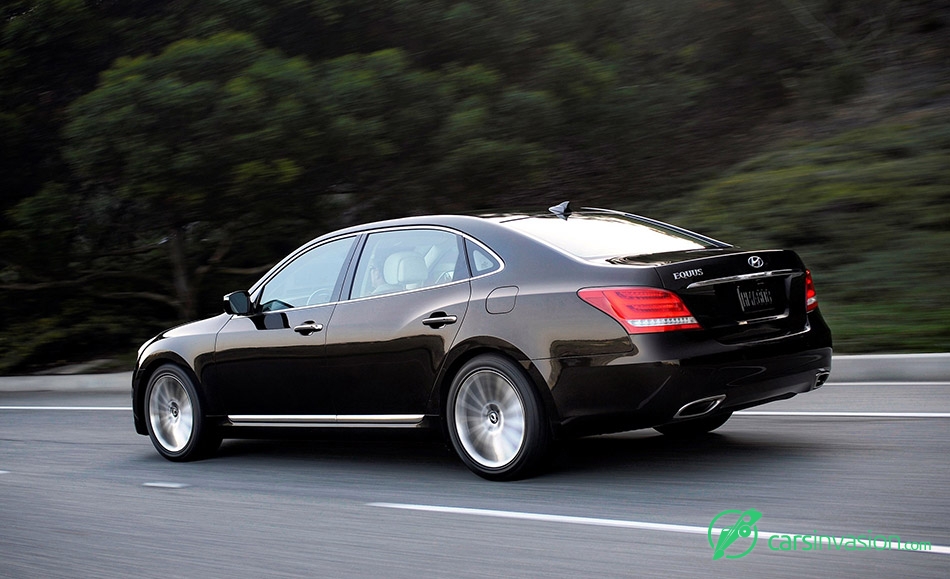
[1,0,948,370]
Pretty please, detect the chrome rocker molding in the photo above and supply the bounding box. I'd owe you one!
[227,414,425,428]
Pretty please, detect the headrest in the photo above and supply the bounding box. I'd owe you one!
[383,251,427,285]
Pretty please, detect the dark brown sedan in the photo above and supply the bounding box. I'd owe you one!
[133,205,832,480]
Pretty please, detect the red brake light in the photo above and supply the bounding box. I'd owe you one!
[805,269,818,312]
[578,287,701,334]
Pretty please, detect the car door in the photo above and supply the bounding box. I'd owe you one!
[212,235,357,419]
[324,228,471,419]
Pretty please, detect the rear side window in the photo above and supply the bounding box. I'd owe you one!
[465,239,501,275]
[501,213,716,259]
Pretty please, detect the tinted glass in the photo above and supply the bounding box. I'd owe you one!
[260,236,355,311]
[466,239,501,275]
[351,229,464,299]
[502,213,714,259]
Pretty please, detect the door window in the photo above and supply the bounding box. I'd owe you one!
[259,236,356,311]
[350,229,466,299]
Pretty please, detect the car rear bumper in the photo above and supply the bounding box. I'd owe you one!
[543,313,833,437]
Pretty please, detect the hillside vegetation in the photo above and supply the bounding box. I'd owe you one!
[1,0,948,370]
[658,99,950,352]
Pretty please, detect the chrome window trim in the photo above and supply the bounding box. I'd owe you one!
[250,233,360,307]
[248,225,504,313]
[686,269,798,289]
[349,224,505,278]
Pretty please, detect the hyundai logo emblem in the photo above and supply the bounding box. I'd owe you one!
[748,256,765,268]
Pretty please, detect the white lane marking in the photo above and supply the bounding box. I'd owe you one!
[370,502,710,533]
[0,406,130,411]
[736,411,950,418]
[0,470,9,475]
[835,353,950,360]
[368,503,950,556]
[826,382,950,387]
[143,482,190,489]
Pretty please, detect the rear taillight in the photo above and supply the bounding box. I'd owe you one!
[578,287,701,334]
[805,269,818,312]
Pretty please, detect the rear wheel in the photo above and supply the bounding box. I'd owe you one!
[145,364,220,461]
[654,412,733,438]
[447,355,550,481]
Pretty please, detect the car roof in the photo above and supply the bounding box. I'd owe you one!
[318,207,631,237]
[248,206,726,295]
[310,206,727,254]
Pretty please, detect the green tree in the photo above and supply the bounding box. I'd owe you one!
[2,0,946,370]
[63,32,325,320]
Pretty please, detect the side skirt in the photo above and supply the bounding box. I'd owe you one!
[226,414,425,428]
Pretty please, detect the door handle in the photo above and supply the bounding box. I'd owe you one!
[422,314,458,328]
[293,322,324,335]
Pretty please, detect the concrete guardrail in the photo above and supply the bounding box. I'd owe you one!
[0,354,947,393]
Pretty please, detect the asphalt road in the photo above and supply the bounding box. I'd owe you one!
[1,377,948,577]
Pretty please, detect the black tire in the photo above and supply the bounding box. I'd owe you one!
[654,411,733,438]
[144,364,220,461]
[446,354,550,481]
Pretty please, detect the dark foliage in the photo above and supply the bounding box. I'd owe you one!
[1,0,947,370]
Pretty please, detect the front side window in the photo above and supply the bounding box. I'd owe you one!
[350,229,466,299]
[260,236,356,311]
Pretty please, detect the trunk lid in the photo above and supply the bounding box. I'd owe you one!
[630,249,810,344]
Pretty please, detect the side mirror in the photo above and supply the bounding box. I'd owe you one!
[223,291,252,316]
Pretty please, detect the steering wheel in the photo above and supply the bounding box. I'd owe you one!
[306,288,332,305]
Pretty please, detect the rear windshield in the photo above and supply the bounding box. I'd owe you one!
[500,213,719,259]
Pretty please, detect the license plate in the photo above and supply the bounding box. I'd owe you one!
[737,283,774,313]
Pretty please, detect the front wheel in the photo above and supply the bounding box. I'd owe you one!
[446,355,550,481]
[144,364,220,461]
[654,411,733,438]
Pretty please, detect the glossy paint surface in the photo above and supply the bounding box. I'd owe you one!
[132,209,833,439]
[325,281,471,416]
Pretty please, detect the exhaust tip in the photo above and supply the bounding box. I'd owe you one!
[673,395,726,419]
[814,369,831,390]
